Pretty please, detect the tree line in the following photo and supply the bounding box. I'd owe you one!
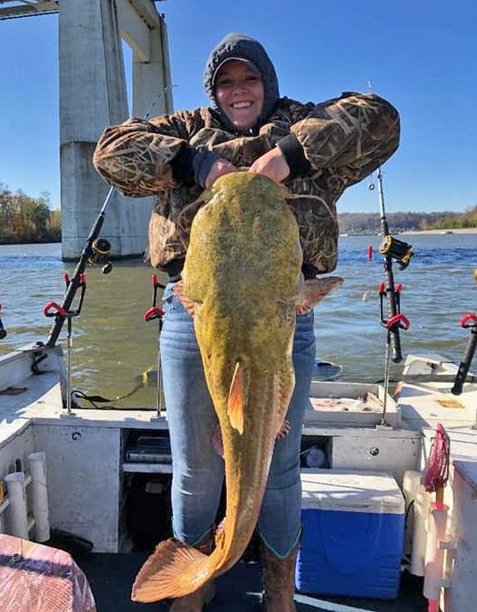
[1,179,475,243]
[338,206,477,234]
[0,183,61,243]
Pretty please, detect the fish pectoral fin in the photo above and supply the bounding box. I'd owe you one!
[173,281,196,317]
[228,360,247,434]
[131,538,210,603]
[297,276,344,311]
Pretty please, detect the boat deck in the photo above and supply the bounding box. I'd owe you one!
[2,348,476,611]
[77,552,427,611]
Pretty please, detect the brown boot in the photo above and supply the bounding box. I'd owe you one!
[169,533,216,611]
[260,541,299,612]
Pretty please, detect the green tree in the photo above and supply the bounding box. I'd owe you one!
[0,181,61,243]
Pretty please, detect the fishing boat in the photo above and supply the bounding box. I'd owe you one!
[1,168,476,611]
[5,156,477,612]
[1,304,476,611]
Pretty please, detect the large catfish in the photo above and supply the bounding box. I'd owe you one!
[132,172,342,603]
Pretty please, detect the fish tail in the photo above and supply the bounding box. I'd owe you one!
[131,538,213,603]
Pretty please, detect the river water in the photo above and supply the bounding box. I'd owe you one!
[0,234,476,407]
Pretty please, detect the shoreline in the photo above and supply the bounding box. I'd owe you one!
[399,228,477,235]
[339,228,477,237]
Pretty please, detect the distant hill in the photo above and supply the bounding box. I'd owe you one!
[338,207,477,235]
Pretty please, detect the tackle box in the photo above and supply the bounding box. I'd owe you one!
[296,469,405,599]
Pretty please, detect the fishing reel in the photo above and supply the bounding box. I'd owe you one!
[379,235,413,270]
[88,238,113,274]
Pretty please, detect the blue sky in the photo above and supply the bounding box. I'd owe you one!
[0,0,476,214]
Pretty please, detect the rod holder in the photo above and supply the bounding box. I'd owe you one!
[4,472,29,539]
[28,452,50,542]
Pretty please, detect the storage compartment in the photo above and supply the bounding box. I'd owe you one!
[296,469,405,599]
[124,430,171,466]
[120,429,173,551]
[300,436,331,469]
[124,473,173,551]
[306,381,400,427]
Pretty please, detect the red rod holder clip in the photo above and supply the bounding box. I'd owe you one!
[460,313,477,328]
[385,313,410,331]
[44,272,87,320]
[144,306,165,323]
[43,302,67,318]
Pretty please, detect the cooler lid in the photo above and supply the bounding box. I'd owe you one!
[301,469,404,514]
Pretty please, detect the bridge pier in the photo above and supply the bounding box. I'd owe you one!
[59,0,172,260]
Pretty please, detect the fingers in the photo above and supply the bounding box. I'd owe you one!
[204,159,238,188]
[276,419,291,440]
[248,148,290,183]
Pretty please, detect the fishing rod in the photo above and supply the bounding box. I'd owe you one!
[0,302,6,339]
[451,313,477,395]
[372,167,413,363]
[144,274,165,418]
[370,167,412,425]
[44,85,175,350]
[44,207,113,349]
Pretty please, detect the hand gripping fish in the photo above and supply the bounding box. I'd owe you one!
[132,172,342,603]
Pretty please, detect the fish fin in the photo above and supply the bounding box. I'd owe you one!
[173,281,196,317]
[131,538,210,603]
[297,277,344,313]
[228,361,246,434]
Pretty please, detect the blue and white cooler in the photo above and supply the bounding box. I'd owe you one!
[296,469,405,599]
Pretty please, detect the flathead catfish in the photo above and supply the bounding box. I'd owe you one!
[132,172,341,603]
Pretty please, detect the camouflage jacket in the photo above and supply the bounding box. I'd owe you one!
[93,92,400,277]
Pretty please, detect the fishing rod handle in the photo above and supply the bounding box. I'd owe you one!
[379,272,407,363]
[451,314,477,395]
[386,314,410,363]
[0,303,6,339]
[389,325,402,364]
[45,273,87,347]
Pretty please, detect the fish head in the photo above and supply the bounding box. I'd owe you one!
[182,172,303,413]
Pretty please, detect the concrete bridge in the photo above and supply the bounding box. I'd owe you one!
[0,0,173,260]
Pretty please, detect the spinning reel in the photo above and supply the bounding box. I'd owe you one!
[87,238,113,274]
[379,235,414,270]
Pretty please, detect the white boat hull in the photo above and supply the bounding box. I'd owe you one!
[0,346,476,610]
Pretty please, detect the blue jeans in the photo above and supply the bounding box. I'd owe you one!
[160,282,315,557]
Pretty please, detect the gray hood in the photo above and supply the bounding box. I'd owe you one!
[203,33,279,133]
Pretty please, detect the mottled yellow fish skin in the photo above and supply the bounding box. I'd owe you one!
[132,172,303,603]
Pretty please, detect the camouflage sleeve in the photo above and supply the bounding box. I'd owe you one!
[291,92,400,187]
[92,113,193,197]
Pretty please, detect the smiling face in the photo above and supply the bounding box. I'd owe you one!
[214,60,265,130]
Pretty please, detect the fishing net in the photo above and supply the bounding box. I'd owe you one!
[423,423,451,493]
